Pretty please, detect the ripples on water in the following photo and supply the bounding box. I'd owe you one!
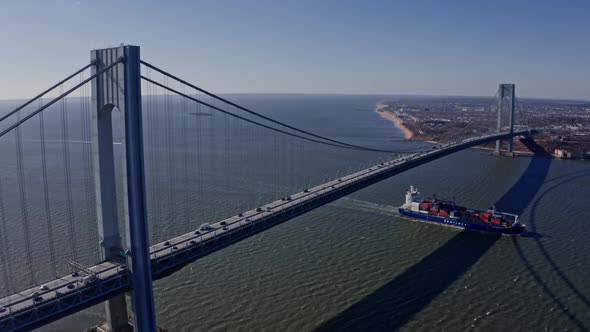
[1,95,588,331]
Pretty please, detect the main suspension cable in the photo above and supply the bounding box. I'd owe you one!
[140,61,398,153]
[0,59,123,139]
[0,63,93,123]
[141,75,399,153]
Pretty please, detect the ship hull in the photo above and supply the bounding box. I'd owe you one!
[399,208,525,235]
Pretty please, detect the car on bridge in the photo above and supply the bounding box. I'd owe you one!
[32,292,43,302]
[82,275,98,285]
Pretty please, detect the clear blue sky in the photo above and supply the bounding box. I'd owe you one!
[0,0,588,100]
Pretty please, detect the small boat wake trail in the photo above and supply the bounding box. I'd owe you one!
[330,197,400,217]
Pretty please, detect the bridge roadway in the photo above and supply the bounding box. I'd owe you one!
[0,129,535,331]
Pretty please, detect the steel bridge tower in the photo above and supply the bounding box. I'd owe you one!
[91,46,156,332]
[495,83,516,155]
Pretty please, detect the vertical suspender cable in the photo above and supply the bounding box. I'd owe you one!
[60,84,77,262]
[210,97,217,222]
[224,103,230,218]
[181,84,190,232]
[196,89,204,226]
[287,133,291,194]
[15,107,35,286]
[273,126,278,199]
[247,112,253,210]
[40,97,58,279]
[257,119,263,206]
[231,106,240,213]
[253,118,259,207]
[156,81,164,241]
[189,87,197,227]
[239,106,247,212]
[286,134,292,192]
[146,69,154,242]
[282,128,286,196]
[0,176,13,296]
[148,69,161,243]
[164,77,175,238]
[300,137,304,191]
[84,79,99,261]
[80,74,94,262]
[239,107,246,211]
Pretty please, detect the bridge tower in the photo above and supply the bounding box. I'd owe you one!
[91,46,157,332]
[494,83,516,155]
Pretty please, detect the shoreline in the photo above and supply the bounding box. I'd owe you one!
[375,103,413,140]
[374,102,538,157]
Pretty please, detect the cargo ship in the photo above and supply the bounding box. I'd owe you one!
[398,186,525,235]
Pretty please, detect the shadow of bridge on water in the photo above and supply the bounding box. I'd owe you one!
[510,137,590,330]
[314,138,557,331]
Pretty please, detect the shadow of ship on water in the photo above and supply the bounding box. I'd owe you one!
[314,137,558,331]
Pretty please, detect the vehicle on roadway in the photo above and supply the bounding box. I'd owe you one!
[82,275,98,285]
[32,292,43,302]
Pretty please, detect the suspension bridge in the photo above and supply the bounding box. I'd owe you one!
[0,46,538,332]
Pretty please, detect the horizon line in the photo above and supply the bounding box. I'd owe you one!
[0,92,588,104]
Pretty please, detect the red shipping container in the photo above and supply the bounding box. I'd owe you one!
[479,213,491,223]
[491,217,501,225]
[439,209,449,217]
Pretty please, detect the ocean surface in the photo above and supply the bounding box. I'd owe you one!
[1,94,589,331]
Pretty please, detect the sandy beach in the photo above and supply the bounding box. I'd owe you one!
[375,103,414,140]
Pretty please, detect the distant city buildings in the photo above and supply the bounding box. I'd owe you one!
[554,149,590,160]
[381,97,590,159]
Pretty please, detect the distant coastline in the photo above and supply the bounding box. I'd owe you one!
[375,102,413,140]
[374,102,537,157]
